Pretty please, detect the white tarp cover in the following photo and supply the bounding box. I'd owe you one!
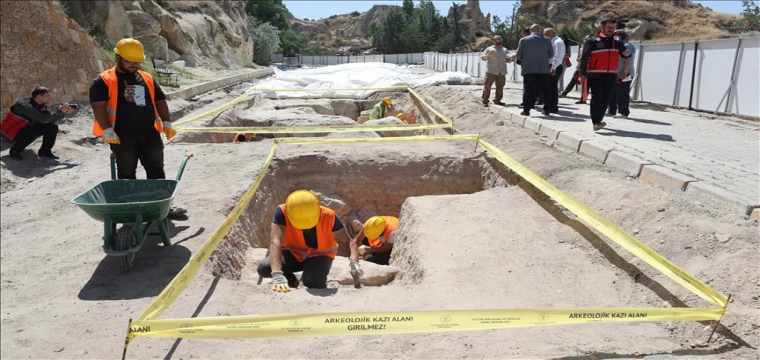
[249,62,471,99]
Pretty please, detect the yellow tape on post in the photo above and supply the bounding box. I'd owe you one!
[128,307,724,339]
[249,86,409,92]
[176,123,451,134]
[137,144,278,321]
[477,139,728,308]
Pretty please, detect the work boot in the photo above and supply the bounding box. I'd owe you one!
[287,274,300,289]
[168,206,187,219]
[593,122,607,131]
[520,110,530,116]
[493,100,505,106]
[559,93,568,98]
[38,150,59,160]
[9,150,23,160]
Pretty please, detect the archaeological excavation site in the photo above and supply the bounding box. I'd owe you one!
[1,4,757,357]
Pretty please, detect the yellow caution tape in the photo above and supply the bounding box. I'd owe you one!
[249,86,409,92]
[477,139,728,308]
[137,144,278,322]
[127,307,723,339]
[408,87,453,125]
[274,134,479,145]
[176,123,451,134]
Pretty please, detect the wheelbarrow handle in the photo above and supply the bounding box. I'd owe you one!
[175,153,194,181]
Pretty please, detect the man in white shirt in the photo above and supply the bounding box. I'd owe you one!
[544,28,565,114]
[480,35,512,107]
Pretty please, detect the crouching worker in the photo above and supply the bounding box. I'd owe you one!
[1,87,75,160]
[354,216,398,265]
[233,133,255,142]
[257,190,362,292]
[369,97,394,120]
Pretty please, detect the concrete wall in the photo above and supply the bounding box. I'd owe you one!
[165,68,274,101]
[0,0,114,116]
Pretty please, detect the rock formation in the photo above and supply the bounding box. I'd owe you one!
[448,0,491,39]
[60,0,253,67]
[0,1,114,115]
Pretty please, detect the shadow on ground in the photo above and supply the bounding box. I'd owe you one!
[1,151,78,178]
[77,221,198,301]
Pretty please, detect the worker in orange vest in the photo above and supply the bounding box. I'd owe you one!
[257,190,362,292]
[88,38,185,218]
[353,216,398,265]
[233,133,255,142]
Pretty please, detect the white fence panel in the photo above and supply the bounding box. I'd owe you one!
[638,42,682,105]
[692,39,741,113]
[730,37,760,117]
[675,42,697,107]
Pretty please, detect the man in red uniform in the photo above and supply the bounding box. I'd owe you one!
[578,19,632,131]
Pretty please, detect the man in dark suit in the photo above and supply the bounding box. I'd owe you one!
[516,24,554,116]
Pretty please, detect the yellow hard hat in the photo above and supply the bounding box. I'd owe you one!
[285,190,321,229]
[363,216,386,239]
[383,97,392,105]
[114,38,145,62]
[396,113,405,120]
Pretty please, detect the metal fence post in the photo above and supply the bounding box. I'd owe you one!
[688,41,699,110]
[633,41,645,101]
[715,38,742,114]
[672,42,686,106]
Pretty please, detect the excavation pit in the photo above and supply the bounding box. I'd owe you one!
[207,141,512,285]
[176,91,449,144]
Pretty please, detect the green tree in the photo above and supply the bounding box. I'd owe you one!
[449,2,467,47]
[402,0,415,21]
[401,22,426,53]
[369,21,384,49]
[279,29,304,55]
[375,7,406,53]
[246,0,289,31]
[248,18,281,65]
[737,0,760,31]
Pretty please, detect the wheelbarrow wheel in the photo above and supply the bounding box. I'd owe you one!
[115,225,137,272]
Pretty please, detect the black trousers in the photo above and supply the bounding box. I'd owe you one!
[563,70,580,94]
[608,81,631,116]
[257,250,333,289]
[362,239,391,265]
[10,122,58,154]
[522,74,550,112]
[547,66,564,112]
[587,74,618,124]
[109,129,165,179]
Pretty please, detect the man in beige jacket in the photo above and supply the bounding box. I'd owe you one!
[481,35,513,107]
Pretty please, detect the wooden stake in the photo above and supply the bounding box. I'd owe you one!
[707,294,731,343]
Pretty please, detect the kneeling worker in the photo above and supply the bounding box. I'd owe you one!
[354,216,398,265]
[369,97,394,120]
[258,190,362,292]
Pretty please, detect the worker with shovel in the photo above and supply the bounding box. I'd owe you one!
[257,190,362,292]
[353,216,398,266]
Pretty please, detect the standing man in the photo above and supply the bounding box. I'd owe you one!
[257,190,362,291]
[516,24,553,117]
[578,19,632,131]
[544,28,566,114]
[480,35,512,107]
[2,87,74,160]
[89,38,186,218]
[516,27,530,109]
[607,31,637,119]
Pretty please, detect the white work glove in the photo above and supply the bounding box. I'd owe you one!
[102,127,120,144]
[350,260,364,278]
[358,245,369,256]
[271,271,290,292]
[162,121,177,140]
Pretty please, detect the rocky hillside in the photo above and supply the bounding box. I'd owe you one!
[520,0,741,42]
[60,0,253,68]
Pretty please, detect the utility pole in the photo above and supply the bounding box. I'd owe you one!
[509,4,516,47]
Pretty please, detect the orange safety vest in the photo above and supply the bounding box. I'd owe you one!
[586,31,621,75]
[280,205,339,262]
[92,67,163,136]
[368,216,399,247]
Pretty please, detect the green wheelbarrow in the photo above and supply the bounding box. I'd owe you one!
[71,153,194,272]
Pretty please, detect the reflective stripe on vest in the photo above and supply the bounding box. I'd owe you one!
[368,216,399,247]
[280,205,339,262]
[586,34,620,75]
[92,67,163,136]
[0,111,29,142]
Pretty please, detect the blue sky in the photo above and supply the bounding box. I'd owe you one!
[283,1,747,22]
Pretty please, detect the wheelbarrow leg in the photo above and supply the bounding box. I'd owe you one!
[134,213,143,250]
[157,217,171,247]
[104,216,115,249]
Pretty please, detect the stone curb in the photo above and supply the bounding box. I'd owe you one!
[686,182,759,216]
[492,107,758,216]
[639,165,696,192]
[166,68,273,101]
[578,140,613,163]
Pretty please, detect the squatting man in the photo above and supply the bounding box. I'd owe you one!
[258,190,363,292]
